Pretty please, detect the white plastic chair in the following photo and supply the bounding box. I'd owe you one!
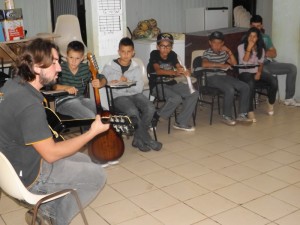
[0,152,88,225]
[132,57,149,91]
[54,15,88,60]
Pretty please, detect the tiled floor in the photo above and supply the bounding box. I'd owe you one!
[1,100,300,225]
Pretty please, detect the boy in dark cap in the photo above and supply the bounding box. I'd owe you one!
[148,33,199,131]
[202,31,252,126]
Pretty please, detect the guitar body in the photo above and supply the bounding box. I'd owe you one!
[87,53,125,163]
[88,110,125,163]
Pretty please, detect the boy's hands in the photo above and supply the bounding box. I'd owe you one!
[66,86,78,95]
[92,79,101,88]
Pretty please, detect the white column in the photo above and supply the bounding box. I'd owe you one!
[272,0,300,99]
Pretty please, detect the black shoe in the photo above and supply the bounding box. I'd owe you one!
[25,209,53,225]
[152,111,160,127]
[132,139,151,152]
[146,140,163,151]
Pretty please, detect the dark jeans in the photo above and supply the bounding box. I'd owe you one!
[239,72,278,111]
[263,61,297,99]
[114,93,155,144]
[207,75,250,117]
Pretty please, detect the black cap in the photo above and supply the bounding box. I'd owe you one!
[209,31,224,41]
[157,33,174,44]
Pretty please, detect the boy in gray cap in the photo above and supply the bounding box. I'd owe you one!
[202,31,252,126]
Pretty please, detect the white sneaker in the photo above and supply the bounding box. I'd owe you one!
[284,98,300,107]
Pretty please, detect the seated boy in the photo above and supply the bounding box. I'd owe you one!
[148,33,199,131]
[53,41,107,119]
[102,37,162,152]
[202,31,252,126]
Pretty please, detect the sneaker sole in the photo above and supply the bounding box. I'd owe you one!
[173,126,195,131]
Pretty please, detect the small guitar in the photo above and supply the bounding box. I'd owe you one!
[45,107,135,141]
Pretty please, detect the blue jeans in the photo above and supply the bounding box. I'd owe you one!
[207,75,250,117]
[263,61,297,99]
[29,153,106,225]
[152,82,199,126]
[114,93,155,144]
[56,96,96,119]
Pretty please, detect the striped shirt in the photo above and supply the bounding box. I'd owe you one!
[56,62,104,105]
[203,48,229,76]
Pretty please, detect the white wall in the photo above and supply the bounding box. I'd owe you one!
[272,0,300,99]
[256,0,273,36]
[0,0,51,37]
[126,0,232,33]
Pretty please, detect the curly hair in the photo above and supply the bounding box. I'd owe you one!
[12,38,59,82]
[242,27,265,59]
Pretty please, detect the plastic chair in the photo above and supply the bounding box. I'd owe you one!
[0,151,88,225]
[54,15,88,60]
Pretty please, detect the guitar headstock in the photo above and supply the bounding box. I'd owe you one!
[87,52,99,77]
[102,115,135,136]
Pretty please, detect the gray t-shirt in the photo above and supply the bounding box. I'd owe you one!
[0,78,52,187]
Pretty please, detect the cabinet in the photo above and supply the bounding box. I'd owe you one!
[133,39,185,68]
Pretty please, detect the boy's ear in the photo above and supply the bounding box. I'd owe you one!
[33,64,41,75]
[156,45,160,50]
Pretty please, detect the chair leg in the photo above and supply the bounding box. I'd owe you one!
[210,97,215,125]
[233,99,237,118]
[32,189,89,225]
[152,125,157,141]
[168,117,171,134]
[217,96,221,115]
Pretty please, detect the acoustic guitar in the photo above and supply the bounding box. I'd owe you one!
[87,53,126,164]
[45,107,134,141]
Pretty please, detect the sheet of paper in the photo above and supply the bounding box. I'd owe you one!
[97,0,124,56]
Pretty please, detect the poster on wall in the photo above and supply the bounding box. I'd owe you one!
[97,0,124,56]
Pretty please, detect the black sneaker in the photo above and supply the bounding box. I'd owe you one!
[132,139,151,152]
[25,209,53,225]
[173,123,195,131]
[146,140,163,151]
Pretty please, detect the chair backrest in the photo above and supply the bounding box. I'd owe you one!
[132,57,149,91]
[0,152,43,204]
[191,50,205,72]
[54,15,87,59]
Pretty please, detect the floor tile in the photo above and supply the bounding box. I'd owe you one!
[217,164,261,181]
[192,218,221,225]
[219,149,258,163]
[122,159,164,176]
[70,207,109,225]
[116,214,163,225]
[90,185,125,208]
[212,206,269,225]
[110,177,157,197]
[150,153,190,168]
[275,210,300,225]
[142,169,185,188]
[242,174,289,194]
[197,155,236,170]
[271,186,300,208]
[105,166,137,184]
[267,166,300,184]
[243,195,297,221]
[169,162,211,179]
[215,182,264,204]
[129,189,178,213]
[240,142,278,156]
[264,150,300,165]
[242,157,282,172]
[185,192,237,217]
[151,203,206,225]
[95,199,146,224]
[192,171,236,191]
[162,180,209,201]
[176,147,213,161]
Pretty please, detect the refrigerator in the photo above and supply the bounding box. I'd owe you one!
[186,7,229,33]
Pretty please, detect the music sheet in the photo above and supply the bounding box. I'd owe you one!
[97,0,124,56]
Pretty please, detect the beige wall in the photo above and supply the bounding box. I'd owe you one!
[272,0,300,99]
